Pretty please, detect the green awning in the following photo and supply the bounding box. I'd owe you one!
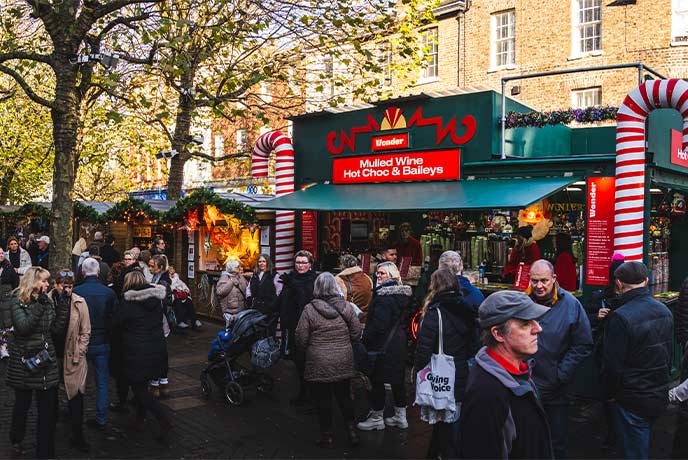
[259,177,581,211]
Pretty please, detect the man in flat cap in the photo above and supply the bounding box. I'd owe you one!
[459,290,553,459]
[601,261,673,460]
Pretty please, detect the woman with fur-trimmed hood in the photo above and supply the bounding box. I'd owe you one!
[357,261,413,432]
[112,271,171,437]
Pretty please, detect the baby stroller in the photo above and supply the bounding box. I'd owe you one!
[200,309,279,405]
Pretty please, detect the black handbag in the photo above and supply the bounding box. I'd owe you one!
[354,313,402,376]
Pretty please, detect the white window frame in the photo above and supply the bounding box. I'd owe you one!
[673,0,688,44]
[214,134,225,158]
[571,0,602,58]
[572,87,602,108]
[260,81,273,103]
[378,42,393,88]
[236,129,248,151]
[490,10,516,70]
[419,27,438,82]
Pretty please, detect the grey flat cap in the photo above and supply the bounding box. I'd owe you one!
[479,290,550,329]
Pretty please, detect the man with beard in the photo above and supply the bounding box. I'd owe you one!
[275,250,317,405]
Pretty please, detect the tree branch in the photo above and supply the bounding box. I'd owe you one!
[98,12,151,39]
[93,0,161,20]
[0,51,52,66]
[189,151,250,162]
[0,65,54,108]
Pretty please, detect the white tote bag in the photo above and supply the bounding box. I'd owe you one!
[414,309,457,415]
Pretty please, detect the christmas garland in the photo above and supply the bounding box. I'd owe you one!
[11,202,51,221]
[73,202,99,222]
[99,197,161,224]
[504,106,618,128]
[164,188,256,224]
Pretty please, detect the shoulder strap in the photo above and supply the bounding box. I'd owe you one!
[345,275,354,302]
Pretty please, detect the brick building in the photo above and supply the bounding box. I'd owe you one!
[181,0,688,190]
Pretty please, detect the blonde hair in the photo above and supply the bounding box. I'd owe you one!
[422,269,459,315]
[377,261,402,285]
[123,270,148,292]
[16,266,50,304]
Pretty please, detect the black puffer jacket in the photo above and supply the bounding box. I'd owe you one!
[362,282,412,385]
[0,265,19,330]
[414,290,476,401]
[247,271,278,315]
[276,270,316,357]
[602,287,673,418]
[5,292,69,390]
[112,284,168,384]
[677,276,688,348]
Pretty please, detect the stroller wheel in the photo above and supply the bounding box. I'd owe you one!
[256,373,274,393]
[225,381,244,406]
[200,372,212,397]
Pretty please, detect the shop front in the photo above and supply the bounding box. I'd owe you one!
[258,83,686,301]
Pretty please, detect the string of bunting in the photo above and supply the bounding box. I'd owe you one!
[503,106,619,128]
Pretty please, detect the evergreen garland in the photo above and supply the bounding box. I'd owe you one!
[98,197,160,224]
[11,202,51,220]
[164,188,256,224]
[504,106,619,128]
[73,201,99,222]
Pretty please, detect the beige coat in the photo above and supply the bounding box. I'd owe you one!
[335,266,373,313]
[64,294,91,400]
[216,273,248,315]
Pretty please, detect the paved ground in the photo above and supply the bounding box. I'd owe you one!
[0,320,686,459]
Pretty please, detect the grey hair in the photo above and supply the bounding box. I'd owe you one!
[531,259,554,276]
[438,250,463,275]
[313,272,343,299]
[339,254,359,269]
[377,261,402,285]
[82,257,100,276]
[225,259,241,273]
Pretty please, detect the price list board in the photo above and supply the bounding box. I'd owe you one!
[301,211,319,262]
[585,177,616,286]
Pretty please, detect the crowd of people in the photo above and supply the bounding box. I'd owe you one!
[0,224,685,460]
[0,232,195,458]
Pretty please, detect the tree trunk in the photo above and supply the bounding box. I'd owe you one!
[166,92,195,200]
[49,65,81,273]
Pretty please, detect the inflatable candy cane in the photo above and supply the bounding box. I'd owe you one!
[615,79,688,260]
[252,131,295,273]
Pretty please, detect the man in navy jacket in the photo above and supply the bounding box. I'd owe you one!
[527,259,592,459]
[602,261,673,459]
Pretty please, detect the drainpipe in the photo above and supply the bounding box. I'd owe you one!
[501,79,507,159]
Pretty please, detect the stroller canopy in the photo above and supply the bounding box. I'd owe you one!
[229,309,268,345]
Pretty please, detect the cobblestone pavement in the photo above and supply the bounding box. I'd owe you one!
[0,320,685,459]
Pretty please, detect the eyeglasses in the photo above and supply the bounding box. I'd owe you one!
[123,257,134,261]
[295,261,310,265]
[59,271,74,277]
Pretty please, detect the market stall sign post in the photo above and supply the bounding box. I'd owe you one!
[332,149,460,184]
[586,177,616,286]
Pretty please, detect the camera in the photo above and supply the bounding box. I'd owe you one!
[23,349,53,371]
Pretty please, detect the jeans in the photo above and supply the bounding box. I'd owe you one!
[309,380,354,432]
[543,402,570,459]
[370,382,406,411]
[87,343,110,425]
[11,387,57,459]
[612,402,653,460]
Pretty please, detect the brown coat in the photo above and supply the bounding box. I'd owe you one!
[64,294,91,400]
[295,296,362,382]
[216,273,248,315]
[336,266,373,314]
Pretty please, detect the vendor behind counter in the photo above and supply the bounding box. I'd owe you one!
[502,225,541,282]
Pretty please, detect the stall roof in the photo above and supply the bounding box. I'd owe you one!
[258,177,580,211]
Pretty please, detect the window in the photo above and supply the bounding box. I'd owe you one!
[572,0,601,55]
[214,134,224,157]
[491,10,515,68]
[260,81,273,103]
[236,129,248,151]
[378,42,393,87]
[572,87,601,108]
[420,28,438,80]
[673,0,688,43]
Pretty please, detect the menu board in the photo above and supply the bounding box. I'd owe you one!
[301,211,318,261]
[585,177,616,286]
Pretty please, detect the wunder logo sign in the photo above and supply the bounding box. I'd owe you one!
[332,149,460,184]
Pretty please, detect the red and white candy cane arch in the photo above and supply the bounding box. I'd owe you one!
[615,78,688,261]
[252,131,295,273]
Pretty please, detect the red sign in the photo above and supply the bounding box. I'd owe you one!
[585,177,616,286]
[332,149,460,184]
[301,211,318,261]
[514,263,531,290]
[371,133,409,151]
[671,129,688,168]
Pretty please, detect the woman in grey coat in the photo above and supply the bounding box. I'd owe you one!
[296,272,362,448]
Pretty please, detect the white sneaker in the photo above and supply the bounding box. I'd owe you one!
[384,406,408,429]
[195,320,202,328]
[177,322,189,329]
[356,410,385,431]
